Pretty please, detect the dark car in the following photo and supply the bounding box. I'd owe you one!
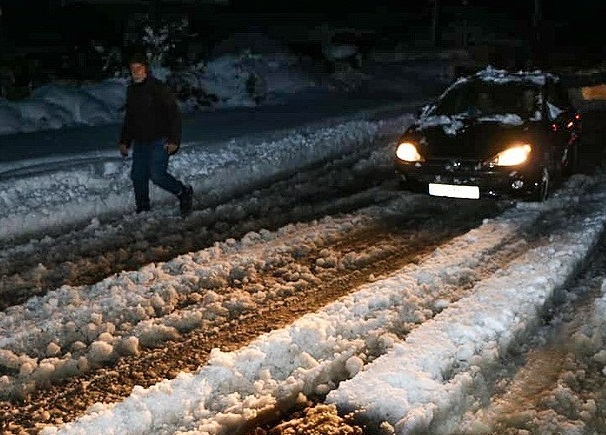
[394,67,582,201]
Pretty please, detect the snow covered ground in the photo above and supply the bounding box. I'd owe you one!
[2,46,606,434]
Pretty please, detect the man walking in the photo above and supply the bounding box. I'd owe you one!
[119,52,193,217]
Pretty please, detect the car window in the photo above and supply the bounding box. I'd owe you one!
[434,81,540,119]
[433,82,473,115]
[546,81,571,116]
[519,87,541,119]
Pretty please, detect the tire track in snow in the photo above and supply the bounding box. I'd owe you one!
[452,224,606,434]
[29,177,606,434]
[0,185,535,432]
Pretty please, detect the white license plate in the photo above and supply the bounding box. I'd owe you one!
[428,183,480,199]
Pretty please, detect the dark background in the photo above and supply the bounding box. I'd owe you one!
[0,0,604,92]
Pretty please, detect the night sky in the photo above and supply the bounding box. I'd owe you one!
[0,1,601,42]
[0,1,604,67]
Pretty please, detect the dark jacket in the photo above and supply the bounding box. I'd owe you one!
[119,75,182,150]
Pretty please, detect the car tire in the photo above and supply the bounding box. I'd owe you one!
[533,167,550,202]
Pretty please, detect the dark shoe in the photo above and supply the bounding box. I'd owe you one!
[136,204,150,214]
[178,185,193,217]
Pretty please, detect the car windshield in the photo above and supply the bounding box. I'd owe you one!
[434,81,540,118]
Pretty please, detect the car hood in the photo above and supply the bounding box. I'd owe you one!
[411,114,537,160]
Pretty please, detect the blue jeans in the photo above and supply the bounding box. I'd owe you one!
[131,139,184,209]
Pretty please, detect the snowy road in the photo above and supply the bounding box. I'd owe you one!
[1,101,606,434]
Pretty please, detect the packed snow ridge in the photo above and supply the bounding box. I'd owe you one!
[31,175,606,434]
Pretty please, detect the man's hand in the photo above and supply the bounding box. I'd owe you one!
[165,143,179,155]
[119,143,130,157]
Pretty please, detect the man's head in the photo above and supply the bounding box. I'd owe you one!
[128,52,149,84]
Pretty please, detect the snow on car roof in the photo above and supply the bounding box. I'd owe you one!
[453,65,558,88]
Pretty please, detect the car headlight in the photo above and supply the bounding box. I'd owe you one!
[396,142,423,162]
[487,144,532,167]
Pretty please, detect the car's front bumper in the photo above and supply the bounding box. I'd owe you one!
[395,160,544,200]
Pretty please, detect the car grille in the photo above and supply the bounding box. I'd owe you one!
[427,158,481,173]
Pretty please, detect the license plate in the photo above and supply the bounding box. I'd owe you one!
[428,183,480,199]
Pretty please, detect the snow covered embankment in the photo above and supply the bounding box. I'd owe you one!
[0,114,412,244]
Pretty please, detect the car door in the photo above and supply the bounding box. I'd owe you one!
[545,79,581,173]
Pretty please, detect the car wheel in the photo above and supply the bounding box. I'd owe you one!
[533,167,550,202]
